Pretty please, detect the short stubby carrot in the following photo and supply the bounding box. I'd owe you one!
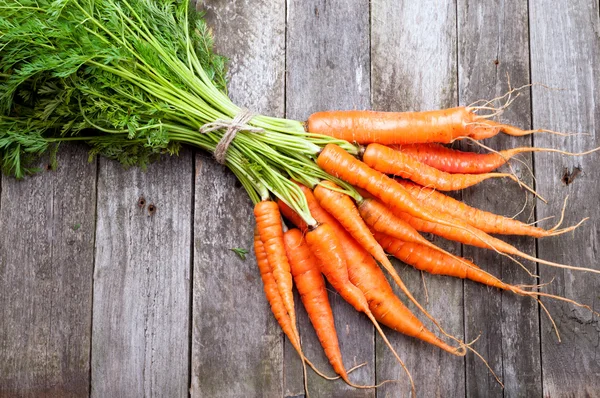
[284,229,351,384]
[362,143,523,191]
[254,201,298,340]
[307,107,536,145]
[398,180,581,237]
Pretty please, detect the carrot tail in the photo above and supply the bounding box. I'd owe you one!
[365,311,415,396]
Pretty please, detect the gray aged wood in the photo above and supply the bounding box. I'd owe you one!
[0,145,96,397]
[191,1,287,397]
[458,0,542,396]
[286,0,374,396]
[530,0,600,396]
[91,154,192,397]
[371,1,465,396]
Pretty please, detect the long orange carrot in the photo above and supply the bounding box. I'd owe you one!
[313,181,459,344]
[317,144,599,275]
[398,180,583,237]
[305,223,415,394]
[393,143,533,174]
[374,231,598,326]
[281,184,464,356]
[307,107,540,144]
[285,228,361,387]
[254,229,335,384]
[362,143,529,192]
[254,201,299,341]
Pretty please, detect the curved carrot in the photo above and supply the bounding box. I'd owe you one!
[317,144,598,275]
[362,143,526,192]
[285,229,364,387]
[313,181,460,345]
[307,107,536,144]
[283,183,463,355]
[305,222,415,394]
[254,201,299,341]
[398,180,583,237]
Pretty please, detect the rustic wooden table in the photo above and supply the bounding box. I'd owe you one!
[1,0,599,397]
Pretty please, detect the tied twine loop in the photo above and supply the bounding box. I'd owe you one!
[200,108,264,164]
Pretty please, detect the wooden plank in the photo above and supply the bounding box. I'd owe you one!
[457,0,542,396]
[190,1,287,397]
[286,0,374,396]
[91,153,192,397]
[529,0,600,396]
[371,1,466,396]
[0,145,96,397]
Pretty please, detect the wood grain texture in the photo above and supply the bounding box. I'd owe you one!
[191,1,287,396]
[371,1,466,396]
[91,154,192,397]
[0,145,96,398]
[457,0,542,396]
[530,0,600,396]
[286,0,374,396]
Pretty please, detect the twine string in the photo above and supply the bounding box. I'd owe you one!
[200,108,264,164]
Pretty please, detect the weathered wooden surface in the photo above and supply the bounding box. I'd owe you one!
[372,1,466,397]
[530,0,600,396]
[0,146,96,398]
[2,1,600,397]
[286,0,374,396]
[458,1,542,396]
[191,1,286,396]
[91,154,192,397]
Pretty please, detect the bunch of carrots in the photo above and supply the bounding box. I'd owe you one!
[252,107,599,394]
[2,1,599,395]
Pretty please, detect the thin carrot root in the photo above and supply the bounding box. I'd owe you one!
[504,173,546,203]
[464,335,504,389]
[366,312,416,396]
[467,119,586,140]
[546,217,588,236]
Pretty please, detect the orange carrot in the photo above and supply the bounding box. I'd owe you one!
[254,229,303,351]
[255,228,332,384]
[285,183,463,355]
[374,231,598,328]
[254,201,298,341]
[343,233,462,355]
[362,143,527,191]
[373,231,507,289]
[313,181,459,343]
[307,107,539,144]
[392,143,531,174]
[305,222,415,394]
[397,180,583,237]
[317,144,598,275]
[284,229,353,385]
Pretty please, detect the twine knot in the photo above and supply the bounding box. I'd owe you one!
[200,108,264,164]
